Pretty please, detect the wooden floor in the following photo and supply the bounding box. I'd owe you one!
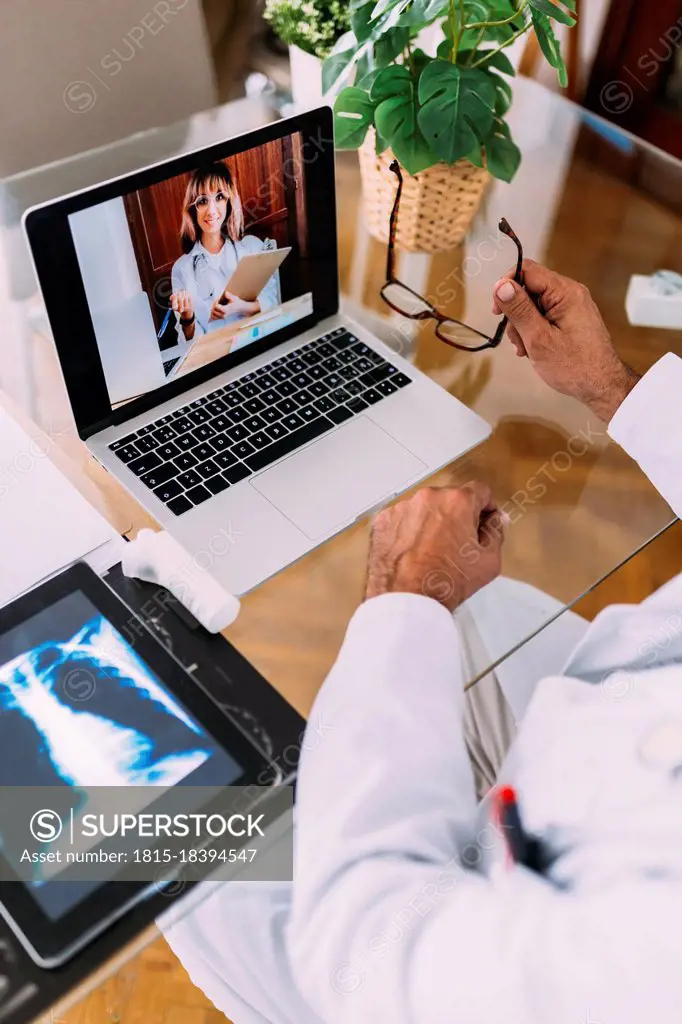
[20,115,682,1024]
[53,939,228,1024]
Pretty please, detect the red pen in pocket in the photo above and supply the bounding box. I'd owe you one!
[492,785,530,869]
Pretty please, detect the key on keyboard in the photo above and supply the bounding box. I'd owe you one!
[109,328,413,515]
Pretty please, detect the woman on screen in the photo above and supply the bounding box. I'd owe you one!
[170,161,279,342]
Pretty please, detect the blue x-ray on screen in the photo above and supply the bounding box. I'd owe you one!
[0,592,239,789]
[0,590,243,919]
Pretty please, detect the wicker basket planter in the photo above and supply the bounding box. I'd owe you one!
[358,131,490,254]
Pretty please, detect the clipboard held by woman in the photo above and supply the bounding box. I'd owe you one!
[220,246,292,303]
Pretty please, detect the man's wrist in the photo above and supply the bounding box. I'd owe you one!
[365,572,464,613]
[587,360,641,423]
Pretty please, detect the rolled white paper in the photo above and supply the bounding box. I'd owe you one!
[122,529,241,633]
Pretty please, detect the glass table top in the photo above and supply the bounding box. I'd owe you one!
[1,71,682,1022]
[1,76,680,711]
[229,78,680,706]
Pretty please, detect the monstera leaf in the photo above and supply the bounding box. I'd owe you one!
[333,87,376,148]
[483,118,521,183]
[491,74,513,116]
[396,0,450,25]
[530,8,569,86]
[418,61,496,164]
[473,49,516,76]
[528,0,576,27]
[371,65,434,174]
[322,31,361,93]
[366,63,430,173]
[351,1,376,41]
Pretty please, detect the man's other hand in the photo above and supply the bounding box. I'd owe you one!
[492,260,640,422]
[365,483,505,613]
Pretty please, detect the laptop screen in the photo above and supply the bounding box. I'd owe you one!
[66,128,317,411]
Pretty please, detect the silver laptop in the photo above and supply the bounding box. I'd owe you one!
[24,107,491,596]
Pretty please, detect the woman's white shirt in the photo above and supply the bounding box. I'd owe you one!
[171,234,280,337]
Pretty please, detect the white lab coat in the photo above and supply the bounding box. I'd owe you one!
[171,236,279,338]
[163,353,682,1024]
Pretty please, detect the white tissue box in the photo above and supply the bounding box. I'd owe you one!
[626,275,682,330]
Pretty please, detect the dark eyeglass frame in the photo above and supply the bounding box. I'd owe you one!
[380,160,524,352]
[192,190,230,210]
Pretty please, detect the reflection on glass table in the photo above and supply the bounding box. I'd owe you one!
[335,77,680,686]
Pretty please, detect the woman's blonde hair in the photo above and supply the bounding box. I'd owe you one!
[180,161,244,252]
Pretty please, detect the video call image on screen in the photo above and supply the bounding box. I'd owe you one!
[68,130,315,409]
[0,591,244,918]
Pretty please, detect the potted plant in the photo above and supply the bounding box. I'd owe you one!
[264,0,351,109]
[324,0,577,253]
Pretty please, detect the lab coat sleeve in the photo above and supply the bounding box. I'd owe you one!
[288,592,478,1019]
[171,258,206,337]
[287,595,682,1024]
[554,351,682,683]
[608,352,682,516]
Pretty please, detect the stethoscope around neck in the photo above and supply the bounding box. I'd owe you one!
[192,239,238,301]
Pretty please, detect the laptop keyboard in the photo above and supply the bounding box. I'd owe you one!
[108,328,412,517]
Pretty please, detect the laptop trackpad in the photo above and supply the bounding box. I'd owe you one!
[250,417,426,540]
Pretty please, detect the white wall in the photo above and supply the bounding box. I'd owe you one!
[68,198,165,404]
[69,198,142,313]
[0,0,216,177]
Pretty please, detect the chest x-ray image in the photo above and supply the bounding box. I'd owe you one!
[0,592,218,790]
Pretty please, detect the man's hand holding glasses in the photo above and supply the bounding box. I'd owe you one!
[492,262,640,423]
[380,160,640,423]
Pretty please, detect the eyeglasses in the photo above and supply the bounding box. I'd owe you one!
[192,191,229,209]
[380,161,524,352]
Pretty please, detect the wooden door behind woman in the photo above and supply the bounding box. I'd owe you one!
[585,0,682,159]
[124,135,309,335]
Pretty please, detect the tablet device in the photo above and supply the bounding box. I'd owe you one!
[222,247,292,303]
[0,563,271,968]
